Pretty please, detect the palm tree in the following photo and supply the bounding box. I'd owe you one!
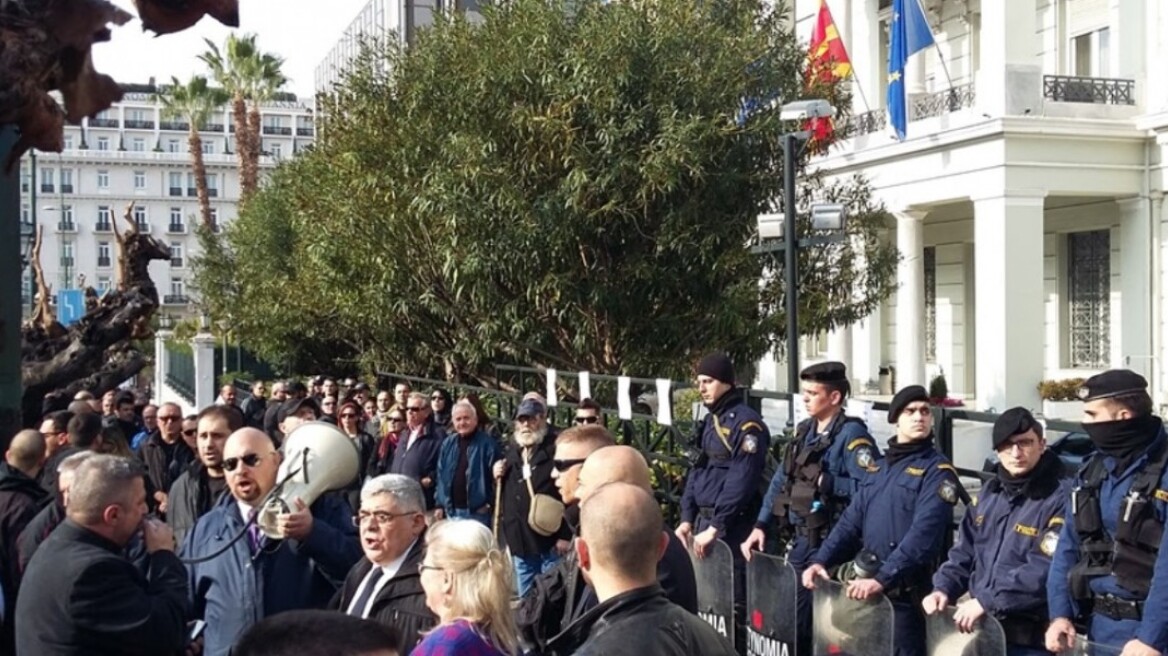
[154,76,230,230]
[200,34,287,200]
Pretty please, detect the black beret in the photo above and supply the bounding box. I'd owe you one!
[277,397,320,425]
[1077,369,1148,402]
[888,385,930,423]
[801,361,848,384]
[992,406,1043,450]
[696,353,736,385]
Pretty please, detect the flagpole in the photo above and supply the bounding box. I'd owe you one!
[913,0,959,109]
[851,73,873,114]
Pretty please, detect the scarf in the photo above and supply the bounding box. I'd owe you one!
[1083,414,1162,468]
[885,436,935,466]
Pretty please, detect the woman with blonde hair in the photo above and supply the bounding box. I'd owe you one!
[414,519,519,656]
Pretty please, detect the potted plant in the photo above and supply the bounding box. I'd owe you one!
[1037,378,1087,418]
[928,371,964,408]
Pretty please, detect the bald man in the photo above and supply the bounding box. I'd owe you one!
[183,427,361,656]
[0,429,50,647]
[550,483,734,656]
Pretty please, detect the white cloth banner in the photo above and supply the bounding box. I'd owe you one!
[655,379,672,426]
[546,369,558,407]
[846,398,875,427]
[617,376,633,419]
[578,371,591,402]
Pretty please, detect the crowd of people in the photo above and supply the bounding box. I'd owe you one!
[1,358,1166,656]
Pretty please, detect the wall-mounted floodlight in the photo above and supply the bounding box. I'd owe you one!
[779,99,836,122]
[810,203,847,231]
[757,213,785,240]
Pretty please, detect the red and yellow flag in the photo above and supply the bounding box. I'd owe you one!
[806,0,852,143]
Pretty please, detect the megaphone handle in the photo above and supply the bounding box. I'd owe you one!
[493,479,503,543]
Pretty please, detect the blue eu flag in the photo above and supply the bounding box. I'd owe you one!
[887,0,935,140]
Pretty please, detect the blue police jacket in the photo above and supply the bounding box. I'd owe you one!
[1048,430,1168,650]
[933,451,1069,617]
[811,438,958,590]
[756,411,878,528]
[680,388,769,534]
[182,492,361,656]
[434,428,503,514]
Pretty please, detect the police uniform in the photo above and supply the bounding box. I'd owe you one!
[810,385,960,656]
[680,354,770,620]
[1047,370,1168,651]
[931,407,1069,656]
[756,362,879,655]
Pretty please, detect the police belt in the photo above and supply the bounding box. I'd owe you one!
[1092,594,1143,621]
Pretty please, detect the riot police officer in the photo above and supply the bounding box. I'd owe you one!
[1046,370,1168,655]
[924,407,1069,656]
[741,361,878,656]
[802,384,961,656]
[676,353,770,626]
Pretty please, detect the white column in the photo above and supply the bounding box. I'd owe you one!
[973,191,1046,412]
[826,326,854,381]
[1119,197,1153,378]
[193,331,216,411]
[895,210,927,389]
[849,0,880,113]
[153,328,173,402]
[1111,0,1146,101]
[978,0,1041,116]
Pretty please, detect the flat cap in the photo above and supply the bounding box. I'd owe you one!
[801,361,848,384]
[888,385,930,423]
[1077,370,1148,402]
[515,398,547,419]
[696,353,736,385]
[277,397,320,425]
[992,406,1043,450]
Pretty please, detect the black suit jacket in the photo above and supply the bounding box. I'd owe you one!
[330,538,436,652]
[15,520,189,655]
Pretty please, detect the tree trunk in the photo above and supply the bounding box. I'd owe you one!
[245,104,262,198]
[232,94,255,197]
[188,127,213,229]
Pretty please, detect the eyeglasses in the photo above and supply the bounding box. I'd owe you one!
[418,563,445,574]
[183,429,197,437]
[222,453,265,473]
[388,417,404,423]
[574,416,599,425]
[353,510,417,526]
[340,412,358,418]
[159,415,182,422]
[406,406,425,412]
[431,395,444,400]
[554,458,587,472]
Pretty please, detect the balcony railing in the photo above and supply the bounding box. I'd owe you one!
[124,119,155,129]
[163,294,190,305]
[186,187,198,197]
[210,223,221,234]
[262,125,293,136]
[202,123,225,132]
[843,108,888,138]
[40,183,54,193]
[169,186,183,197]
[59,257,74,267]
[1043,75,1135,106]
[97,257,111,268]
[135,221,151,233]
[171,257,185,268]
[94,221,112,232]
[208,188,218,198]
[89,118,118,128]
[160,121,190,131]
[56,221,76,233]
[910,83,977,120]
[60,184,74,194]
[296,127,314,136]
[167,223,187,234]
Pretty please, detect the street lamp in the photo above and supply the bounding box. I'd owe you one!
[751,99,847,426]
[19,217,35,313]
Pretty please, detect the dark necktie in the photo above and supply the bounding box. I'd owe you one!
[348,567,385,618]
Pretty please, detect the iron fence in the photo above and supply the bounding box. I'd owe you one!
[165,343,195,404]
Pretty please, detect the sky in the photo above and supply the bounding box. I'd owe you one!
[93,0,373,99]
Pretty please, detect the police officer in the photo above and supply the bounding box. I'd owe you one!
[1046,370,1168,655]
[676,353,770,626]
[924,407,1069,656]
[741,361,878,656]
[802,384,961,656]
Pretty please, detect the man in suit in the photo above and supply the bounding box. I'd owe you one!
[15,454,188,655]
[331,474,436,652]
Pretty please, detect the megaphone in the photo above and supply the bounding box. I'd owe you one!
[256,421,360,539]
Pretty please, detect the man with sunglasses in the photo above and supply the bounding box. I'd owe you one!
[388,393,444,511]
[574,399,603,427]
[184,427,361,656]
[136,402,195,518]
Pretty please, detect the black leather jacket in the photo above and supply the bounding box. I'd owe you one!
[547,584,734,656]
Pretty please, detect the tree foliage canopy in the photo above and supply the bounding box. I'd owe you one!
[195,0,898,382]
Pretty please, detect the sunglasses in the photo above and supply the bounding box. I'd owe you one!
[388,417,404,423]
[159,415,182,422]
[406,406,425,412]
[431,395,444,400]
[553,458,587,472]
[222,453,265,473]
[340,412,358,418]
[183,429,197,436]
[574,416,599,425]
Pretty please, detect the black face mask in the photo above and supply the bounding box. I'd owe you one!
[1082,414,1162,463]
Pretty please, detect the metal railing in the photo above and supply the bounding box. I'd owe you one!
[160,121,190,131]
[124,120,155,129]
[167,223,187,234]
[60,184,73,194]
[56,221,76,232]
[94,221,112,232]
[1043,75,1135,106]
[296,127,314,136]
[163,294,190,305]
[88,118,118,128]
[97,257,111,268]
[200,123,225,132]
[262,125,293,135]
[910,83,976,120]
[165,343,195,404]
[843,108,888,137]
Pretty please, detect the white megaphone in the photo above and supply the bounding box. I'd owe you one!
[256,421,360,539]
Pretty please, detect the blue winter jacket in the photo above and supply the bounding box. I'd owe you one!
[181,492,361,656]
[435,428,503,514]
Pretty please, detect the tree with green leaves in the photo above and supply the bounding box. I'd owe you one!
[154,76,229,229]
[195,0,898,384]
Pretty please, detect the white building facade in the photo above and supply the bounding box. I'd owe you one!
[763,0,1168,413]
[17,83,314,319]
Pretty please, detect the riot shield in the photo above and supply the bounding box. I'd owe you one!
[746,552,798,656]
[690,539,735,647]
[811,579,894,656]
[924,606,1006,656]
[1067,636,1123,656]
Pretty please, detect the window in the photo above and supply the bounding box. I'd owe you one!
[169,207,184,231]
[61,205,73,224]
[924,246,936,363]
[169,172,183,197]
[40,167,53,193]
[97,242,111,268]
[131,137,146,152]
[206,173,218,197]
[271,142,283,159]
[167,139,181,153]
[97,276,111,292]
[63,135,74,150]
[1072,28,1111,77]
[1067,230,1110,368]
[133,170,146,190]
[97,170,110,189]
[20,167,29,193]
[133,205,148,230]
[202,140,215,155]
[209,207,220,232]
[170,277,185,297]
[60,168,73,193]
[97,136,110,151]
[61,241,74,270]
[97,206,112,230]
[170,242,184,268]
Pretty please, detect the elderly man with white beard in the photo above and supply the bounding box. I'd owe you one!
[494,397,571,597]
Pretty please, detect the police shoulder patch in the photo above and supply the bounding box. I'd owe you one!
[846,438,872,451]
[938,479,958,504]
[1039,529,1060,556]
[742,434,759,454]
[855,446,875,471]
